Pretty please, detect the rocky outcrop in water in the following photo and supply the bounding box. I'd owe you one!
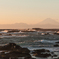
[7,30,20,33]
[54,44,59,47]
[0,43,23,51]
[31,49,59,58]
[0,43,35,59]
[55,41,59,43]
[32,49,51,58]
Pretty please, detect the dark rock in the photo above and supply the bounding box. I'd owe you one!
[24,56,31,59]
[24,56,36,59]
[45,33,49,35]
[0,43,22,50]
[52,54,58,59]
[6,51,31,57]
[2,56,9,59]
[32,49,50,54]
[35,53,51,58]
[0,54,9,59]
[0,43,30,53]
[54,44,59,47]
[0,43,32,59]
[8,30,20,33]
[53,54,57,57]
[55,42,59,43]
[0,33,2,35]
[32,49,51,58]
[51,52,54,54]
[54,33,59,35]
[21,48,30,54]
[9,57,18,59]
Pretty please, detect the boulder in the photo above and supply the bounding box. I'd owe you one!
[21,48,30,54]
[32,49,51,58]
[0,43,32,59]
[24,56,36,59]
[7,30,20,33]
[55,42,59,43]
[6,51,31,57]
[0,43,30,53]
[54,44,59,47]
[32,49,50,54]
[54,33,59,35]
[0,43,22,50]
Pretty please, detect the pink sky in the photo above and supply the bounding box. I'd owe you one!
[0,0,59,24]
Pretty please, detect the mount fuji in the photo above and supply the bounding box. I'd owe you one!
[35,18,59,29]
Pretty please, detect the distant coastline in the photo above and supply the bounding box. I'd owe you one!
[0,28,59,31]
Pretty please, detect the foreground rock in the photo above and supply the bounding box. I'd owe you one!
[54,44,59,47]
[0,43,22,50]
[55,41,59,43]
[32,49,51,58]
[32,49,59,58]
[0,43,35,59]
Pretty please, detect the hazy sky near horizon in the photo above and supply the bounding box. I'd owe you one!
[0,0,59,24]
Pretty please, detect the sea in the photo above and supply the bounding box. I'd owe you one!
[0,30,59,59]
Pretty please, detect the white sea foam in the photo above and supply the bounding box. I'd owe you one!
[34,39,59,44]
[0,35,29,38]
[0,30,8,33]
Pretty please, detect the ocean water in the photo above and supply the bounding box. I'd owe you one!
[0,31,59,59]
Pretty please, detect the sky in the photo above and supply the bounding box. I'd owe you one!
[0,0,59,24]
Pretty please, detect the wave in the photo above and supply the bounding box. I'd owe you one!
[0,35,29,38]
[0,30,8,33]
[34,39,59,44]
[28,47,59,52]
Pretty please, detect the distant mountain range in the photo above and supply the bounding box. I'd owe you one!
[39,18,59,25]
[34,18,59,29]
[0,18,59,29]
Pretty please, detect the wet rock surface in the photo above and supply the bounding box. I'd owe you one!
[31,49,59,58]
[0,43,59,59]
[54,44,59,47]
[0,43,35,59]
[55,41,59,43]
[32,49,51,58]
[0,43,22,50]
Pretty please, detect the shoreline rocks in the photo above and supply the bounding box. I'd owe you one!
[31,49,51,58]
[0,43,35,59]
[55,42,59,43]
[54,44,59,47]
[0,43,58,59]
[31,49,59,58]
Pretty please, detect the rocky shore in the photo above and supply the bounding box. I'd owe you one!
[0,43,59,59]
[0,43,35,59]
[32,49,59,58]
